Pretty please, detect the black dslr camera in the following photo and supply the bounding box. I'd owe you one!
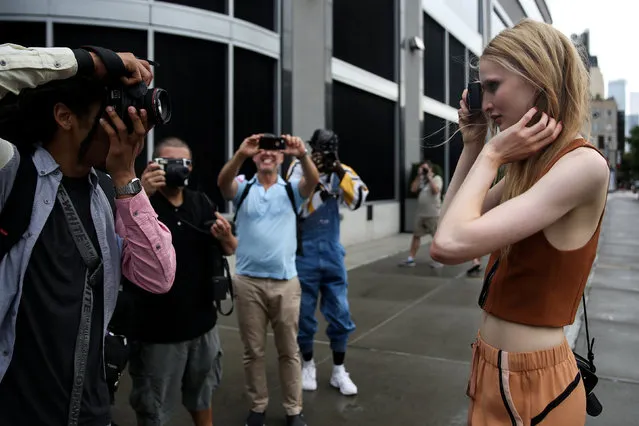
[309,129,339,171]
[108,82,172,132]
[574,352,603,416]
[153,157,191,187]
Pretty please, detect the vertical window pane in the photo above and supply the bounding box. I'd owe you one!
[333,82,396,201]
[448,35,466,108]
[0,21,46,48]
[447,122,464,176]
[234,0,276,31]
[423,113,446,184]
[334,0,396,81]
[424,13,445,102]
[154,33,227,210]
[233,47,277,179]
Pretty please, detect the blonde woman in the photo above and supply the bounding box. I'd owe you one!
[431,19,609,426]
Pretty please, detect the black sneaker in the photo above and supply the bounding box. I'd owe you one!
[245,410,265,426]
[286,413,308,426]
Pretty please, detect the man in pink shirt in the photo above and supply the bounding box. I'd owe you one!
[0,44,176,425]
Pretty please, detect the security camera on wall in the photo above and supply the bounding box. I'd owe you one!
[407,36,425,52]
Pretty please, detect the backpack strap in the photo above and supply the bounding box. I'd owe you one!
[232,181,254,224]
[0,148,37,263]
[284,181,303,256]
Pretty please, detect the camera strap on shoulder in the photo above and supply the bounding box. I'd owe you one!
[284,181,304,256]
[56,184,103,426]
[0,148,37,264]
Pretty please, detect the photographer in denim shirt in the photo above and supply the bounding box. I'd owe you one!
[0,44,176,426]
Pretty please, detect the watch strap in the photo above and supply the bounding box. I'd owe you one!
[115,178,142,196]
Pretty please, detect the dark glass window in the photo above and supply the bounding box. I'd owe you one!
[53,24,149,175]
[422,113,446,183]
[0,21,46,48]
[424,13,445,102]
[448,36,466,108]
[154,33,227,210]
[334,0,396,81]
[234,0,276,31]
[333,82,396,201]
[448,122,463,177]
[233,47,277,180]
[160,0,226,14]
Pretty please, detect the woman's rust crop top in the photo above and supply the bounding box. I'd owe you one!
[481,138,606,327]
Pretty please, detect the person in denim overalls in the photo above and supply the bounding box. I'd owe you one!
[286,129,369,396]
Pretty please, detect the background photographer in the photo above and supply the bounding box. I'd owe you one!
[399,160,444,268]
[0,44,176,426]
[285,129,368,397]
[217,133,318,426]
[127,136,234,426]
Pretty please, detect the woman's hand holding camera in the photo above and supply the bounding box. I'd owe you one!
[101,106,149,186]
[210,213,233,241]
[458,88,488,146]
[141,162,166,197]
[484,108,562,165]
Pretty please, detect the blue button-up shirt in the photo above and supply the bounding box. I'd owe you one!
[233,175,305,280]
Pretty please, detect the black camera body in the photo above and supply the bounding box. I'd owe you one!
[108,82,172,132]
[153,157,191,187]
[467,81,483,112]
[259,134,286,150]
[574,351,603,417]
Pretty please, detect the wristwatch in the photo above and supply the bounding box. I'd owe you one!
[115,178,143,197]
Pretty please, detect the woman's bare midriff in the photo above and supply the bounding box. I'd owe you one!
[480,311,565,353]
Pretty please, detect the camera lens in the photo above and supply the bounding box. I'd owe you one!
[144,88,172,126]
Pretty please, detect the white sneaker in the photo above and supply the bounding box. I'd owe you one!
[302,359,317,391]
[330,365,358,396]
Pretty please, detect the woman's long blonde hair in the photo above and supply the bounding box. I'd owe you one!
[482,19,591,203]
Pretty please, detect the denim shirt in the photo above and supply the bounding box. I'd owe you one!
[0,144,176,381]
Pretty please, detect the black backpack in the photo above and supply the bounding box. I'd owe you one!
[232,179,303,256]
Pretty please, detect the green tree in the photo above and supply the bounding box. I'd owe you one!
[625,126,639,180]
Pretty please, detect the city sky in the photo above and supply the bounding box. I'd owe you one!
[546,0,638,97]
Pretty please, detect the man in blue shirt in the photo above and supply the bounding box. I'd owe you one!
[218,133,319,426]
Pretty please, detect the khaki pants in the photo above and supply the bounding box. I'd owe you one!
[234,275,303,416]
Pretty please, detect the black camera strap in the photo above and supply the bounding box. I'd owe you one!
[171,202,235,316]
[80,46,129,82]
[56,184,103,426]
[581,293,596,369]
